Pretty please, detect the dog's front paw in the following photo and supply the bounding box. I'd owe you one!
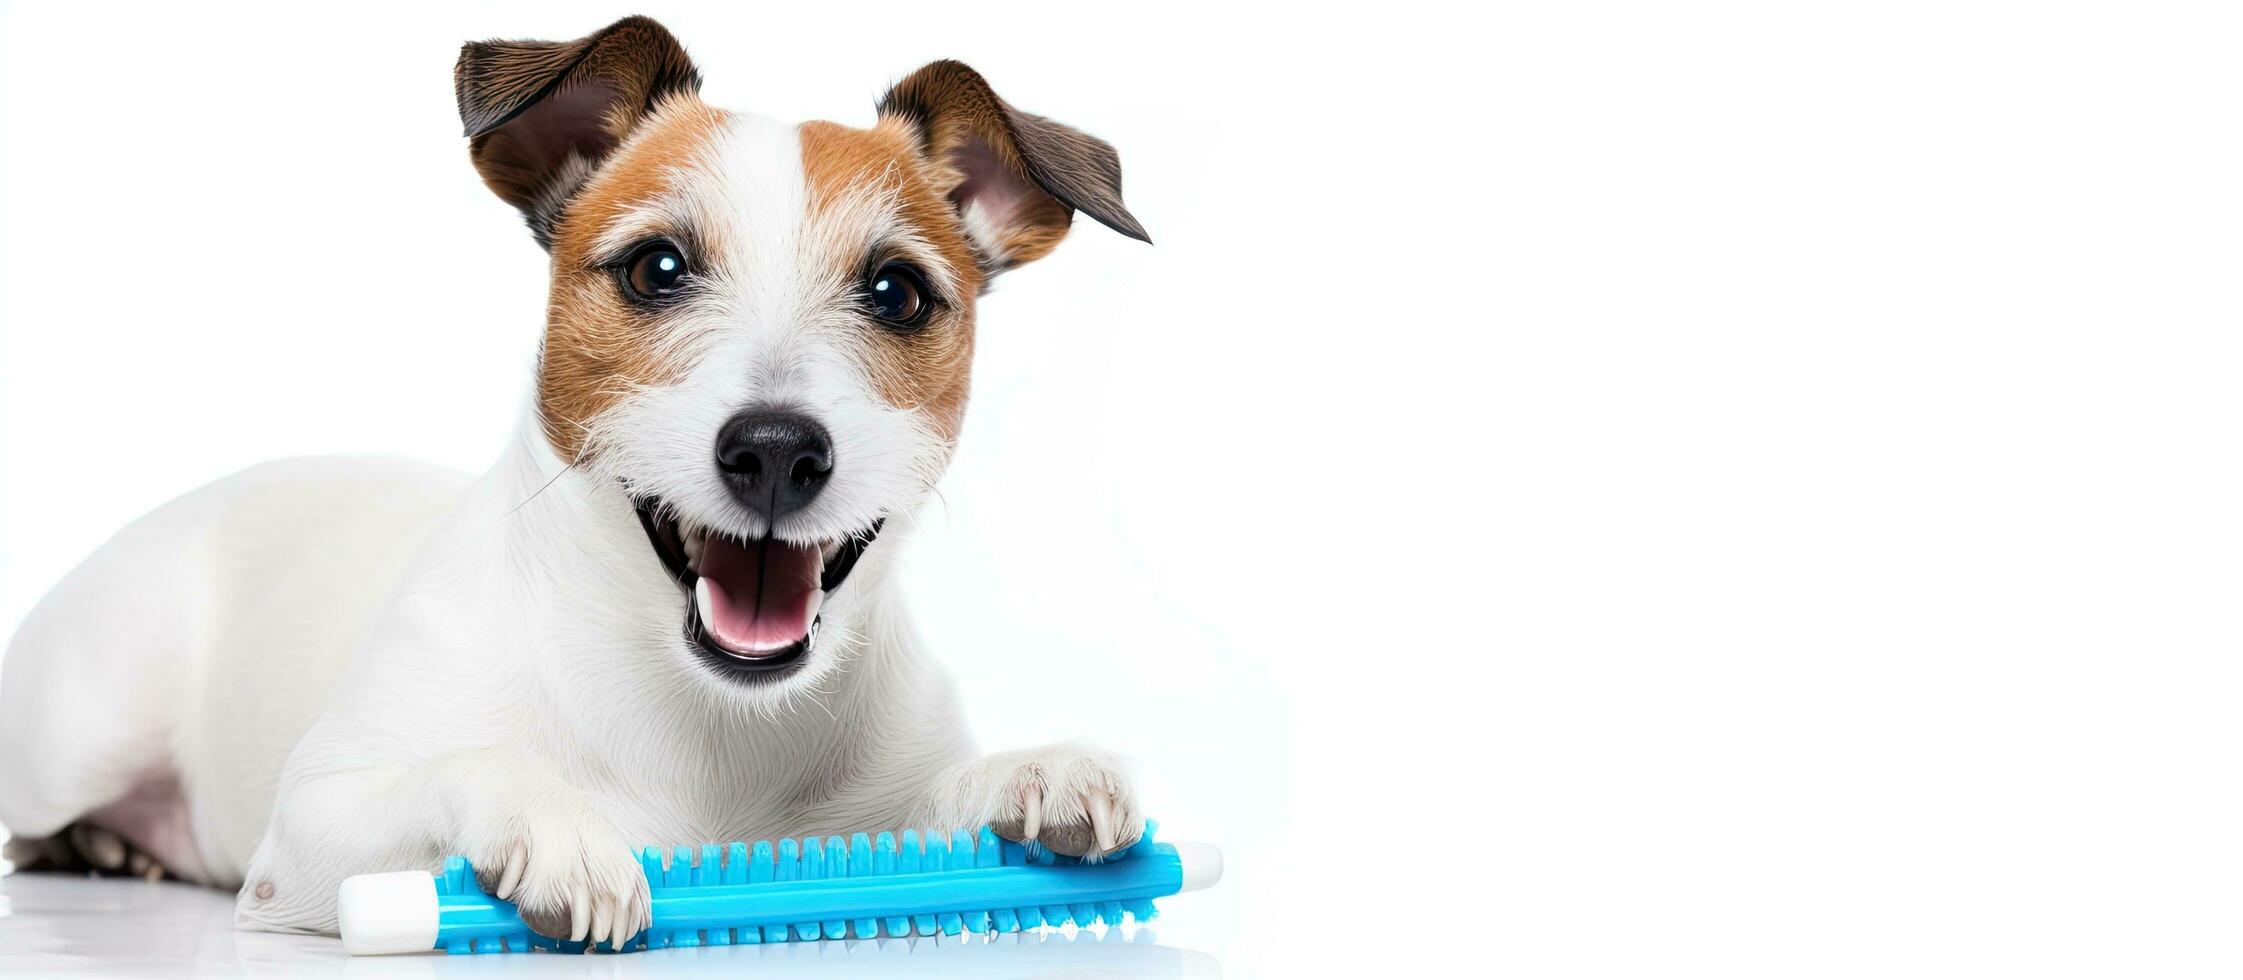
[967,744,1142,861]
[460,807,649,947]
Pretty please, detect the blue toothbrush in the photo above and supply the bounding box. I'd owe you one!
[338,822,1220,955]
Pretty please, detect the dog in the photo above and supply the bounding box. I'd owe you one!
[0,15,1149,943]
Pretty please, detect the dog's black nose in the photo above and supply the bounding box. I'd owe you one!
[715,410,833,521]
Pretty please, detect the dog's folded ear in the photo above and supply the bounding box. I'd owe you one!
[455,16,700,247]
[878,61,1149,271]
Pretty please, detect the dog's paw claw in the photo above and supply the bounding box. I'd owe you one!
[463,816,648,947]
[980,746,1142,861]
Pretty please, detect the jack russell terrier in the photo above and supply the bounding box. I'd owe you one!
[0,15,1151,944]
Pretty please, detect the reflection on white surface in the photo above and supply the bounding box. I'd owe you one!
[0,872,1221,978]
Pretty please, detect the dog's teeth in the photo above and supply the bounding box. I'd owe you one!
[682,529,702,566]
[695,577,715,627]
[805,588,824,624]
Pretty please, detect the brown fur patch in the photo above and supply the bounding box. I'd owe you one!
[536,97,733,461]
[800,119,982,440]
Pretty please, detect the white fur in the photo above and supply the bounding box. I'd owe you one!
[958,198,1015,268]
[0,111,1136,942]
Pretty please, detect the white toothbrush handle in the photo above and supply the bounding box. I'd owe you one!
[1172,841,1224,892]
[337,870,440,955]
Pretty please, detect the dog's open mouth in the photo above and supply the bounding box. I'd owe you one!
[633,499,881,681]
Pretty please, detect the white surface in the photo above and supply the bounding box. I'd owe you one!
[2,1,2242,977]
[0,874,1222,978]
[337,871,440,956]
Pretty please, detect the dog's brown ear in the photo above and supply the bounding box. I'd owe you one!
[455,16,700,247]
[878,61,1149,270]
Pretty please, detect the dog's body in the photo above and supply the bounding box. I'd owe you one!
[0,17,1147,942]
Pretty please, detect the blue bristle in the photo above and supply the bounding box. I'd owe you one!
[875,832,911,937]
[792,837,821,940]
[896,830,933,934]
[773,838,806,941]
[1129,899,1157,922]
[626,847,663,947]
[873,832,896,874]
[965,833,998,933]
[670,846,694,887]
[1043,905,1068,926]
[822,837,849,938]
[750,840,775,884]
[726,842,749,884]
[848,834,879,938]
[704,844,734,946]
[1101,900,1125,925]
[994,908,1019,932]
[947,826,978,934]
[662,847,696,946]
[923,828,945,870]
[933,834,965,934]
[738,842,771,944]
[1018,906,1044,930]
[1070,903,1095,926]
[441,855,470,894]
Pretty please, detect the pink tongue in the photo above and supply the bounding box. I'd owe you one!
[697,536,822,655]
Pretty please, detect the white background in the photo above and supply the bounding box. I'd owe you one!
[2,2,2239,976]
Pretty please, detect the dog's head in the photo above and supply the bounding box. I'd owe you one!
[455,17,1144,692]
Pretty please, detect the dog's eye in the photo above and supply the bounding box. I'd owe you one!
[624,243,690,300]
[865,263,932,329]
